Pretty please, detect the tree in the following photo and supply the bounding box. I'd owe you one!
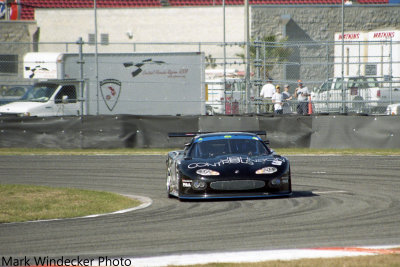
[205,54,217,69]
[236,35,292,79]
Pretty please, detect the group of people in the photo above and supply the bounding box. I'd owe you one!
[260,79,310,115]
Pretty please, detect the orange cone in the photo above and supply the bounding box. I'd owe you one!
[308,95,313,114]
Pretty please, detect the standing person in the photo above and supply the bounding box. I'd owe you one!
[294,80,310,115]
[272,85,283,114]
[260,78,275,113]
[282,84,293,114]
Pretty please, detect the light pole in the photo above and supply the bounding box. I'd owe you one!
[244,0,251,113]
[94,0,99,115]
[223,0,226,96]
[341,0,345,113]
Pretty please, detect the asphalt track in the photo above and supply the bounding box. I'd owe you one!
[0,154,399,260]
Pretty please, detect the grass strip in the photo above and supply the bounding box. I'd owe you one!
[1,148,400,156]
[0,184,141,223]
[173,253,400,267]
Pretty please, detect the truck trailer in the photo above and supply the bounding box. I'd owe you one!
[0,52,205,117]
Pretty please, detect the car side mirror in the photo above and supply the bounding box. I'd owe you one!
[62,95,69,103]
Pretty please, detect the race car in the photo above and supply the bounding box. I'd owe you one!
[166,131,292,200]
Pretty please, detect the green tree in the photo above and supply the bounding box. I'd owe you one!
[236,35,292,79]
[205,54,217,69]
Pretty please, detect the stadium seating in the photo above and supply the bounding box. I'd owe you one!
[18,0,390,21]
[357,0,388,3]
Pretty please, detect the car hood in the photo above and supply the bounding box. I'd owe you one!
[180,154,288,178]
[0,101,45,114]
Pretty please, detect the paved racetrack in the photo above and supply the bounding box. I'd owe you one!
[0,155,399,258]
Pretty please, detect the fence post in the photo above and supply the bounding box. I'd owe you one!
[76,37,85,116]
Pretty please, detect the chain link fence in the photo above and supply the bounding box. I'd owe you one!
[1,39,399,116]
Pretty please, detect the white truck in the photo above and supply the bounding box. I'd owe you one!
[312,29,400,113]
[312,76,386,113]
[0,52,205,117]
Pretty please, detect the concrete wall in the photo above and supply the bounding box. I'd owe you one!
[251,5,400,82]
[0,21,38,83]
[34,6,245,60]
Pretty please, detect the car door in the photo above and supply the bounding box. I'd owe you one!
[315,78,333,112]
[54,85,79,116]
[331,78,346,112]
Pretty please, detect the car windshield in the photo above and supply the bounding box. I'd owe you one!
[348,77,379,89]
[1,87,28,98]
[188,136,270,158]
[21,83,58,102]
[365,77,379,87]
[319,79,333,92]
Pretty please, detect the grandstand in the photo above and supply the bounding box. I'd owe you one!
[17,0,389,21]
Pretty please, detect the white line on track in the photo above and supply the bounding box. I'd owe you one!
[313,190,349,194]
[2,194,152,225]
[105,245,399,267]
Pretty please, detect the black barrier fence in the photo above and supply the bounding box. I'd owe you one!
[0,115,399,149]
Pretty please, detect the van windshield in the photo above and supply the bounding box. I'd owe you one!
[21,83,58,102]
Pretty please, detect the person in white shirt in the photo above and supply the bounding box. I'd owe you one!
[294,80,310,115]
[272,85,283,114]
[260,78,275,113]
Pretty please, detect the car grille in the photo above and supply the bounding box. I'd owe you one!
[210,180,265,191]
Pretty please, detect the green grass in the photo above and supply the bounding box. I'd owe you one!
[274,148,400,155]
[1,147,400,156]
[173,253,400,267]
[0,147,174,155]
[0,184,141,223]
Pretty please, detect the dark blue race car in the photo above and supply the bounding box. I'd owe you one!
[166,132,292,200]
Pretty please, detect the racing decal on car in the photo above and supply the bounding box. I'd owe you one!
[100,79,121,111]
[188,156,286,169]
[253,158,286,164]
[271,159,284,166]
[188,156,255,169]
[182,179,192,188]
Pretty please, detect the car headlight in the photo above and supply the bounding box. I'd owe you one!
[196,169,220,176]
[17,112,31,117]
[192,180,207,190]
[255,167,277,174]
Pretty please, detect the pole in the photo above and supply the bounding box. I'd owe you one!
[94,0,99,115]
[341,0,345,113]
[77,37,84,116]
[223,0,227,113]
[244,0,251,113]
[389,37,393,104]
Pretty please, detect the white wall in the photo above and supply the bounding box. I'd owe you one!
[35,6,246,66]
